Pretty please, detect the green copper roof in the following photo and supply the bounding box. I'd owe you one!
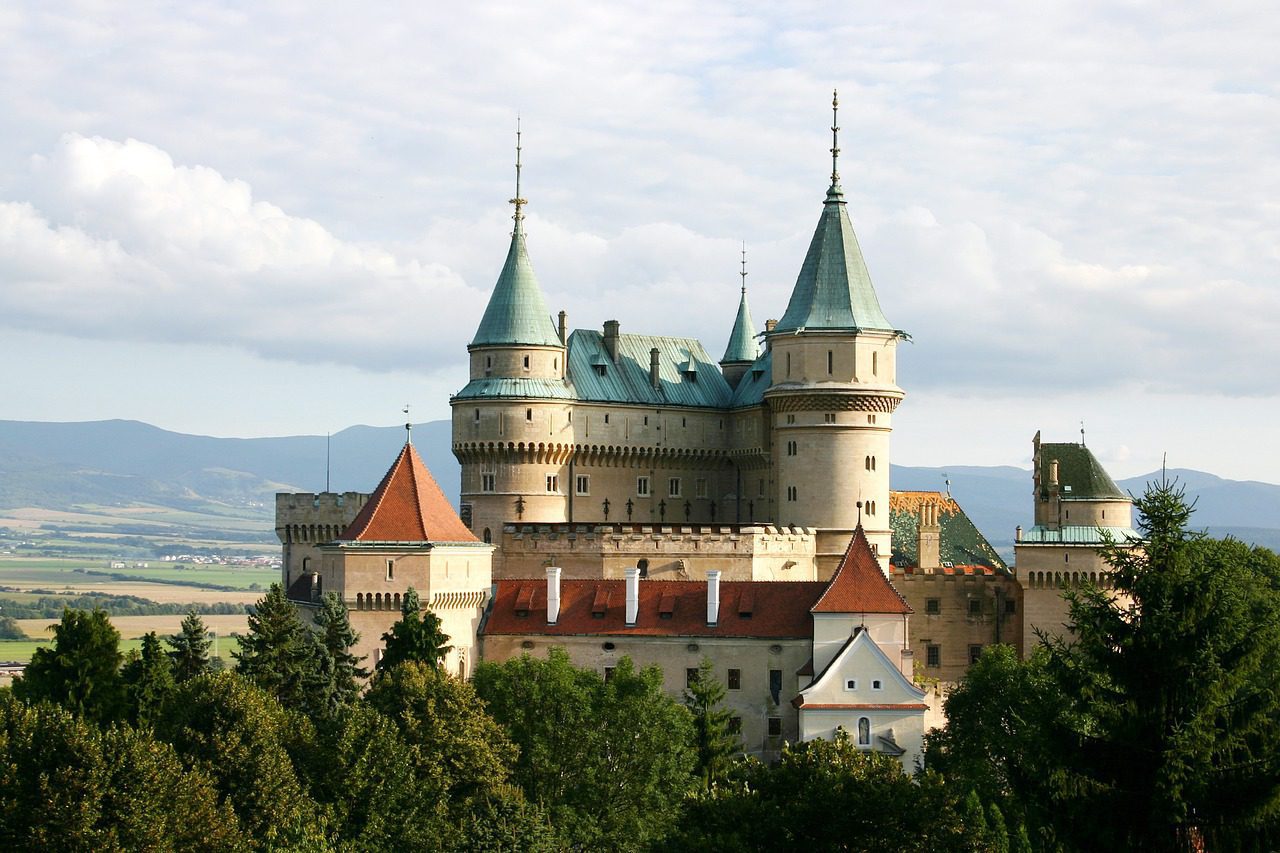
[1019,525,1140,545]
[729,351,771,408]
[1037,443,1128,501]
[566,330,733,408]
[721,289,759,364]
[774,185,895,334]
[470,231,561,348]
[888,492,1008,572]
[452,377,576,402]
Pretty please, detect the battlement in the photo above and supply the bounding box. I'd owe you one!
[275,491,370,544]
[495,522,818,581]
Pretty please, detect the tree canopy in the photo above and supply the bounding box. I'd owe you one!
[13,608,125,725]
[377,587,452,673]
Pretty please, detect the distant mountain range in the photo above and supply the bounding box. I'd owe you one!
[3,419,1279,556]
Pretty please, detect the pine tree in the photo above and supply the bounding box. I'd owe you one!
[13,607,125,724]
[233,583,312,708]
[683,656,741,790]
[315,591,368,705]
[167,609,212,682]
[378,587,452,673]
[121,631,176,726]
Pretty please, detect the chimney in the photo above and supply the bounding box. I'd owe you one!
[764,319,777,352]
[765,319,778,333]
[918,503,941,570]
[546,566,561,624]
[706,570,721,625]
[603,320,620,362]
[558,311,568,345]
[624,567,640,625]
[1049,459,1060,489]
[649,348,661,389]
[1015,524,1023,542]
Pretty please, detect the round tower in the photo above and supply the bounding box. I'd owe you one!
[452,125,571,544]
[764,92,905,575]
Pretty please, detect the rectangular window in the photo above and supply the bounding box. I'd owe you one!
[727,668,741,690]
[758,479,765,497]
[604,413,610,424]
[969,645,983,665]
[473,408,480,422]
[786,414,796,425]
[728,716,742,735]
[686,667,699,688]
[968,598,982,616]
[767,716,782,737]
[824,413,836,423]
[872,679,882,690]
[845,678,857,691]
[546,475,559,493]
[637,477,650,497]
[696,478,708,499]
[1005,599,1017,614]
[926,644,941,668]
[576,475,590,495]
[827,350,833,374]
[769,669,782,705]
[925,598,940,615]
[481,473,496,493]
[668,478,681,497]
[604,666,616,683]
[385,559,394,581]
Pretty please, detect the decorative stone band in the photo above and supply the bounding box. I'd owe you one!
[764,391,903,413]
[453,441,732,468]
[427,590,490,610]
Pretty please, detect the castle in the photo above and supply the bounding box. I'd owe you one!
[276,95,1134,768]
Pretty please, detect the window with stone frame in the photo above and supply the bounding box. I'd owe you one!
[926,644,941,668]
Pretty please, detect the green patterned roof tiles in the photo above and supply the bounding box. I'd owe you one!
[470,231,562,348]
[566,330,733,408]
[1037,443,1128,501]
[721,289,759,364]
[888,491,1008,572]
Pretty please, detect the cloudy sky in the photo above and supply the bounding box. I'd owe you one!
[2,2,1278,482]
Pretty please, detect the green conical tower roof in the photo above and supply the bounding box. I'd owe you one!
[722,286,759,364]
[469,123,561,349]
[774,92,895,335]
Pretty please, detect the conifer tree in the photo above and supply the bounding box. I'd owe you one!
[167,609,212,681]
[315,591,368,705]
[378,587,452,673]
[121,631,176,726]
[683,656,741,790]
[234,583,312,708]
[13,607,125,724]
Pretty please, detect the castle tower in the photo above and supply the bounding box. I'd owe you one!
[454,125,570,543]
[720,247,760,390]
[764,92,905,574]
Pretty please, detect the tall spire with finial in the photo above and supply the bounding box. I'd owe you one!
[830,88,841,190]
[510,116,526,234]
[739,242,748,295]
[470,119,560,348]
[404,404,412,444]
[721,242,759,367]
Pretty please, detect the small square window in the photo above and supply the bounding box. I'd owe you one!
[686,667,699,688]
[926,645,941,668]
[969,645,984,665]
[767,717,782,737]
[872,679,882,690]
[604,666,616,682]
[968,598,982,616]
[1005,599,1017,614]
[546,475,559,493]
[925,598,941,615]
[845,678,857,690]
[727,668,741,690]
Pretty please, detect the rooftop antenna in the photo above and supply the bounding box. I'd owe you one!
[403,404,412,444]
[325,432,331,493]
[739,242,748,295]
[1080,420,1086,446]
[829,89,840,188]
[509,117,526,235]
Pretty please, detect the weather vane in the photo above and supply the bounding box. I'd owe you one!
[509,117,526,233]
[830,89,840,187]
[739,243,748,294]
[404,404,412,442]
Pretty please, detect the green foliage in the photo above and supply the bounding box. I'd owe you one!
[0,593,246,619]
[167,609,212,682]
[473,649,696,850]
[314,591,367,708]
[933,479,1280,852]
[683,656,742,790]
[120,631,176,726]
[366,660,515,800]
[155,672,326,849]
[233,583,312,708]
[670,730,975,852]
[0,695,245,850]
[12,608,125,725]
[0,614,25,639]
[377,586,452,672]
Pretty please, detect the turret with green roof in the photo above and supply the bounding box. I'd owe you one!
[720,247,760,389]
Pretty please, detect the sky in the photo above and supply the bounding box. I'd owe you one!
[1,2,1278,483]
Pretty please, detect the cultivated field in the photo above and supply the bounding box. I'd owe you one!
[17,613,250,641]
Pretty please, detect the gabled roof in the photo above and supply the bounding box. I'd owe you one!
[812,526,912,614]
[338,441,478,544]
[888,491,1008,572]
[792,628,925,709]
[721,288,759,364]
[482,578,827,638]
[773,184,896,335]
[1036,441,1128,501]
[470,230,562,348]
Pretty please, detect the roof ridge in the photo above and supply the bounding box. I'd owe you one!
[812,526,912,614]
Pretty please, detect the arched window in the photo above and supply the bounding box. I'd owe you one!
[858,717,871,746]
[483,527,492,544]
[356,593,364,610]
[375,593,383,610]
[393,592,402,611]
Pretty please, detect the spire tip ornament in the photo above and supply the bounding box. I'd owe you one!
[830,89,841,189]
[509,117,526,233]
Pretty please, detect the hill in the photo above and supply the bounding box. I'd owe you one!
[3,419,1277,558]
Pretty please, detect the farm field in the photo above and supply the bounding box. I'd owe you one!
[0,557,277,592]
[0,632,243,666]
[17,613,249,642]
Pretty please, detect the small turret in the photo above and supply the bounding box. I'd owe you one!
[720,245,760,389]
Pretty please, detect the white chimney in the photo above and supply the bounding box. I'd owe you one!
[624,567,640,625]
[546,566,561,624]
[706,570,721,625]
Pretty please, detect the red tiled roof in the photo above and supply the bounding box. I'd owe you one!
[483,578,828,638]
[811,526,912,615]
[793,702,930,711]
[339,441,478,544]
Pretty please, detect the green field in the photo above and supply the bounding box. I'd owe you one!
[0,557,276,591]
[0,633,243,665]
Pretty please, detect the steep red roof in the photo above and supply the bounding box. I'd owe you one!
[339,441,478,544]
[811,526,912,614]
[483,578,828,638]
